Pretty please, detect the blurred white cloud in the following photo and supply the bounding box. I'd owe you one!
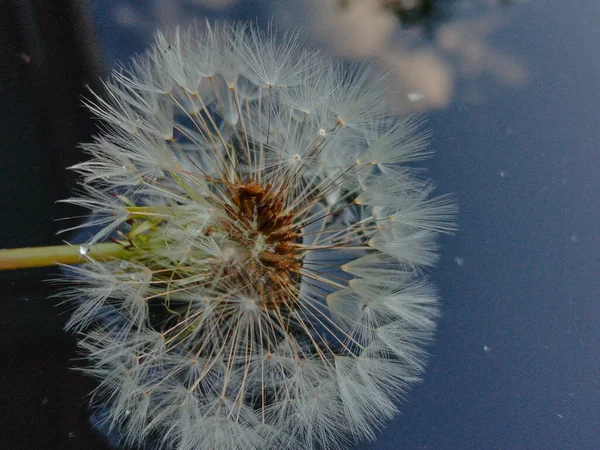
[307,0,399,58]
[439,17,527,87]
[108,0,528,112]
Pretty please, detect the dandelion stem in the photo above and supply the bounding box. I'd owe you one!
[0,242,130,270]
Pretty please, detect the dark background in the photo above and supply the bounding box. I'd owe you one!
[0,0,598,449]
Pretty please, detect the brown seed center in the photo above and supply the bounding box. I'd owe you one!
[224,183,302,310]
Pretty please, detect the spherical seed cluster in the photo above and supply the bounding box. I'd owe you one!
[63,22,456,450]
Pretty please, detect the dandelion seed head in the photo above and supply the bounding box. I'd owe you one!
[62,21,455,450]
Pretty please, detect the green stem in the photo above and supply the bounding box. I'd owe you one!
[0,242,131,270]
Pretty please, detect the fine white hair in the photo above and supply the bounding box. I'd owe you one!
[62,21,456,450]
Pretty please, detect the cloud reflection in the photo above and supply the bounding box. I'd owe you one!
[107,0,527,112]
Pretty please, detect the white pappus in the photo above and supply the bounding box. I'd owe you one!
[61,21,457,450]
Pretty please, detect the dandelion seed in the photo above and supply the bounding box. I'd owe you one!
[59,22,455,450]
[407,91,425,102]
